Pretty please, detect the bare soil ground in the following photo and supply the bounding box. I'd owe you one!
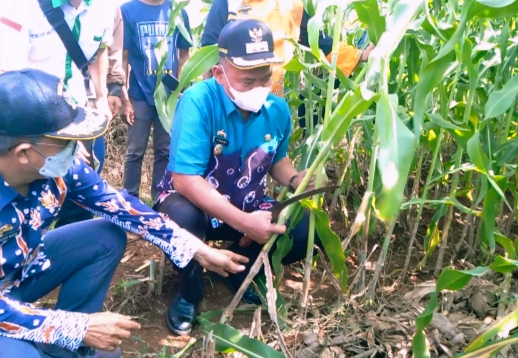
[39,122,518,357]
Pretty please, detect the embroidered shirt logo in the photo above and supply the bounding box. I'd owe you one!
[249,28,263,42]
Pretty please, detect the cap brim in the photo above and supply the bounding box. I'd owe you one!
[44,107,109,140]
[226,51,283,69]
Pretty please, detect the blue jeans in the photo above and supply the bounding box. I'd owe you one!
[0,219,127,358]
[54,137,105,229]
[123,98,170,200]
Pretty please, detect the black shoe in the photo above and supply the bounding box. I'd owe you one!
[166,294,198,335]
[210,273,262,306]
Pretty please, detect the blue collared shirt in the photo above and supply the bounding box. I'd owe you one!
[156,78,291,228]
[0,159,201,351]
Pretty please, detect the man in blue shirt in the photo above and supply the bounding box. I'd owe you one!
[120,0,192,200]
[155,19,323,335]
[0,69,247,358]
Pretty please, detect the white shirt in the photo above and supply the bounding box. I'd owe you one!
[0,0,114,105]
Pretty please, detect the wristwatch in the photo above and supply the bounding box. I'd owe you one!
[107,82,122,98]
[288,174,298,192]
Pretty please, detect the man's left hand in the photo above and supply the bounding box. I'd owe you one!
[108,95,122,119]
[194,244,249,277]
[291,169,327,191]
[95,97,112,120]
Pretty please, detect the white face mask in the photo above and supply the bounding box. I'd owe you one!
[31,141,78,178]
[221,67,270,113]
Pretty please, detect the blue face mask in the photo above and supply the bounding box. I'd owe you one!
[31,141,78,178]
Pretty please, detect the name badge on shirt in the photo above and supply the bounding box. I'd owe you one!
[213,136,229,146]
[213,129,229,146]
[0,224,17,244]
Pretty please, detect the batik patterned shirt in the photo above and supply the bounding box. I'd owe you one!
[0,159,201,350]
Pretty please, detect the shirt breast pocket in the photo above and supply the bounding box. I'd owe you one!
[80,27,108,60]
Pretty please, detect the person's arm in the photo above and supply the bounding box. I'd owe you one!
[0,292,90,351]
[89,4,114,113]
[62,159,247,274]
[120,6,134,125]
[107,7,125,117]
[89,48,109,108]
[62,159,202,268]
[200,0,228,79]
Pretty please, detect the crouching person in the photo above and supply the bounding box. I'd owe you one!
[0,69,248,358]
[155,19,325,336]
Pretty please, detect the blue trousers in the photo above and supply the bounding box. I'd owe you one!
[54,137,105,229]
[0,219,127,358]
[155,192,321,304]
[123,98,170,200]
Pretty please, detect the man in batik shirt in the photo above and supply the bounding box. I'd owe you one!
[0,69,247,358]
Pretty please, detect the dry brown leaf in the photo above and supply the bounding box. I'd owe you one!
[403,281,436,302]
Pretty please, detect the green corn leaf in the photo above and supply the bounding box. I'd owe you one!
[352,0,385,44]
[156,45,218,132]
[494,232,516,259]
[312,207,348,290]
[412,291,437,358]
[469,0,518,18]
[484,74,518,120]
[458,333,518,357]
[477,0,516,6]
[422,204,448,262]
[436,267,488,292]
[480,187,500,252]
[489,256,518,273]
[272,205,304,285]
[412,331,431,358]
[376,93,417,220]
[177,45,218,89]
[412,52,456,136]
[465,305,518,353]
[426,113,466,131]
[467,130,510,210]
[198,315,284,357]
[322,88,372,146]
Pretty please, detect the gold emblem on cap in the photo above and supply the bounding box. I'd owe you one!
[214,144,223,156]
[249,28,263,43]
[265,134,271,142]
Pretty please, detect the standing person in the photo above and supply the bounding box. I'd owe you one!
[0,69,248,358]
[155,20,327,336]
[0,0,115,228]
[121,0,192,200]
[107,6,128,122]
[200,0,374,97]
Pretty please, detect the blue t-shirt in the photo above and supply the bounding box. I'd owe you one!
[121,0,192,106]
[157,78,291,226]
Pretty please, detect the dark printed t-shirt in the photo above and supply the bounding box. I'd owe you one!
[121,0,192,106]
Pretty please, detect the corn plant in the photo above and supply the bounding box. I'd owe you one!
[154,0,518,356]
